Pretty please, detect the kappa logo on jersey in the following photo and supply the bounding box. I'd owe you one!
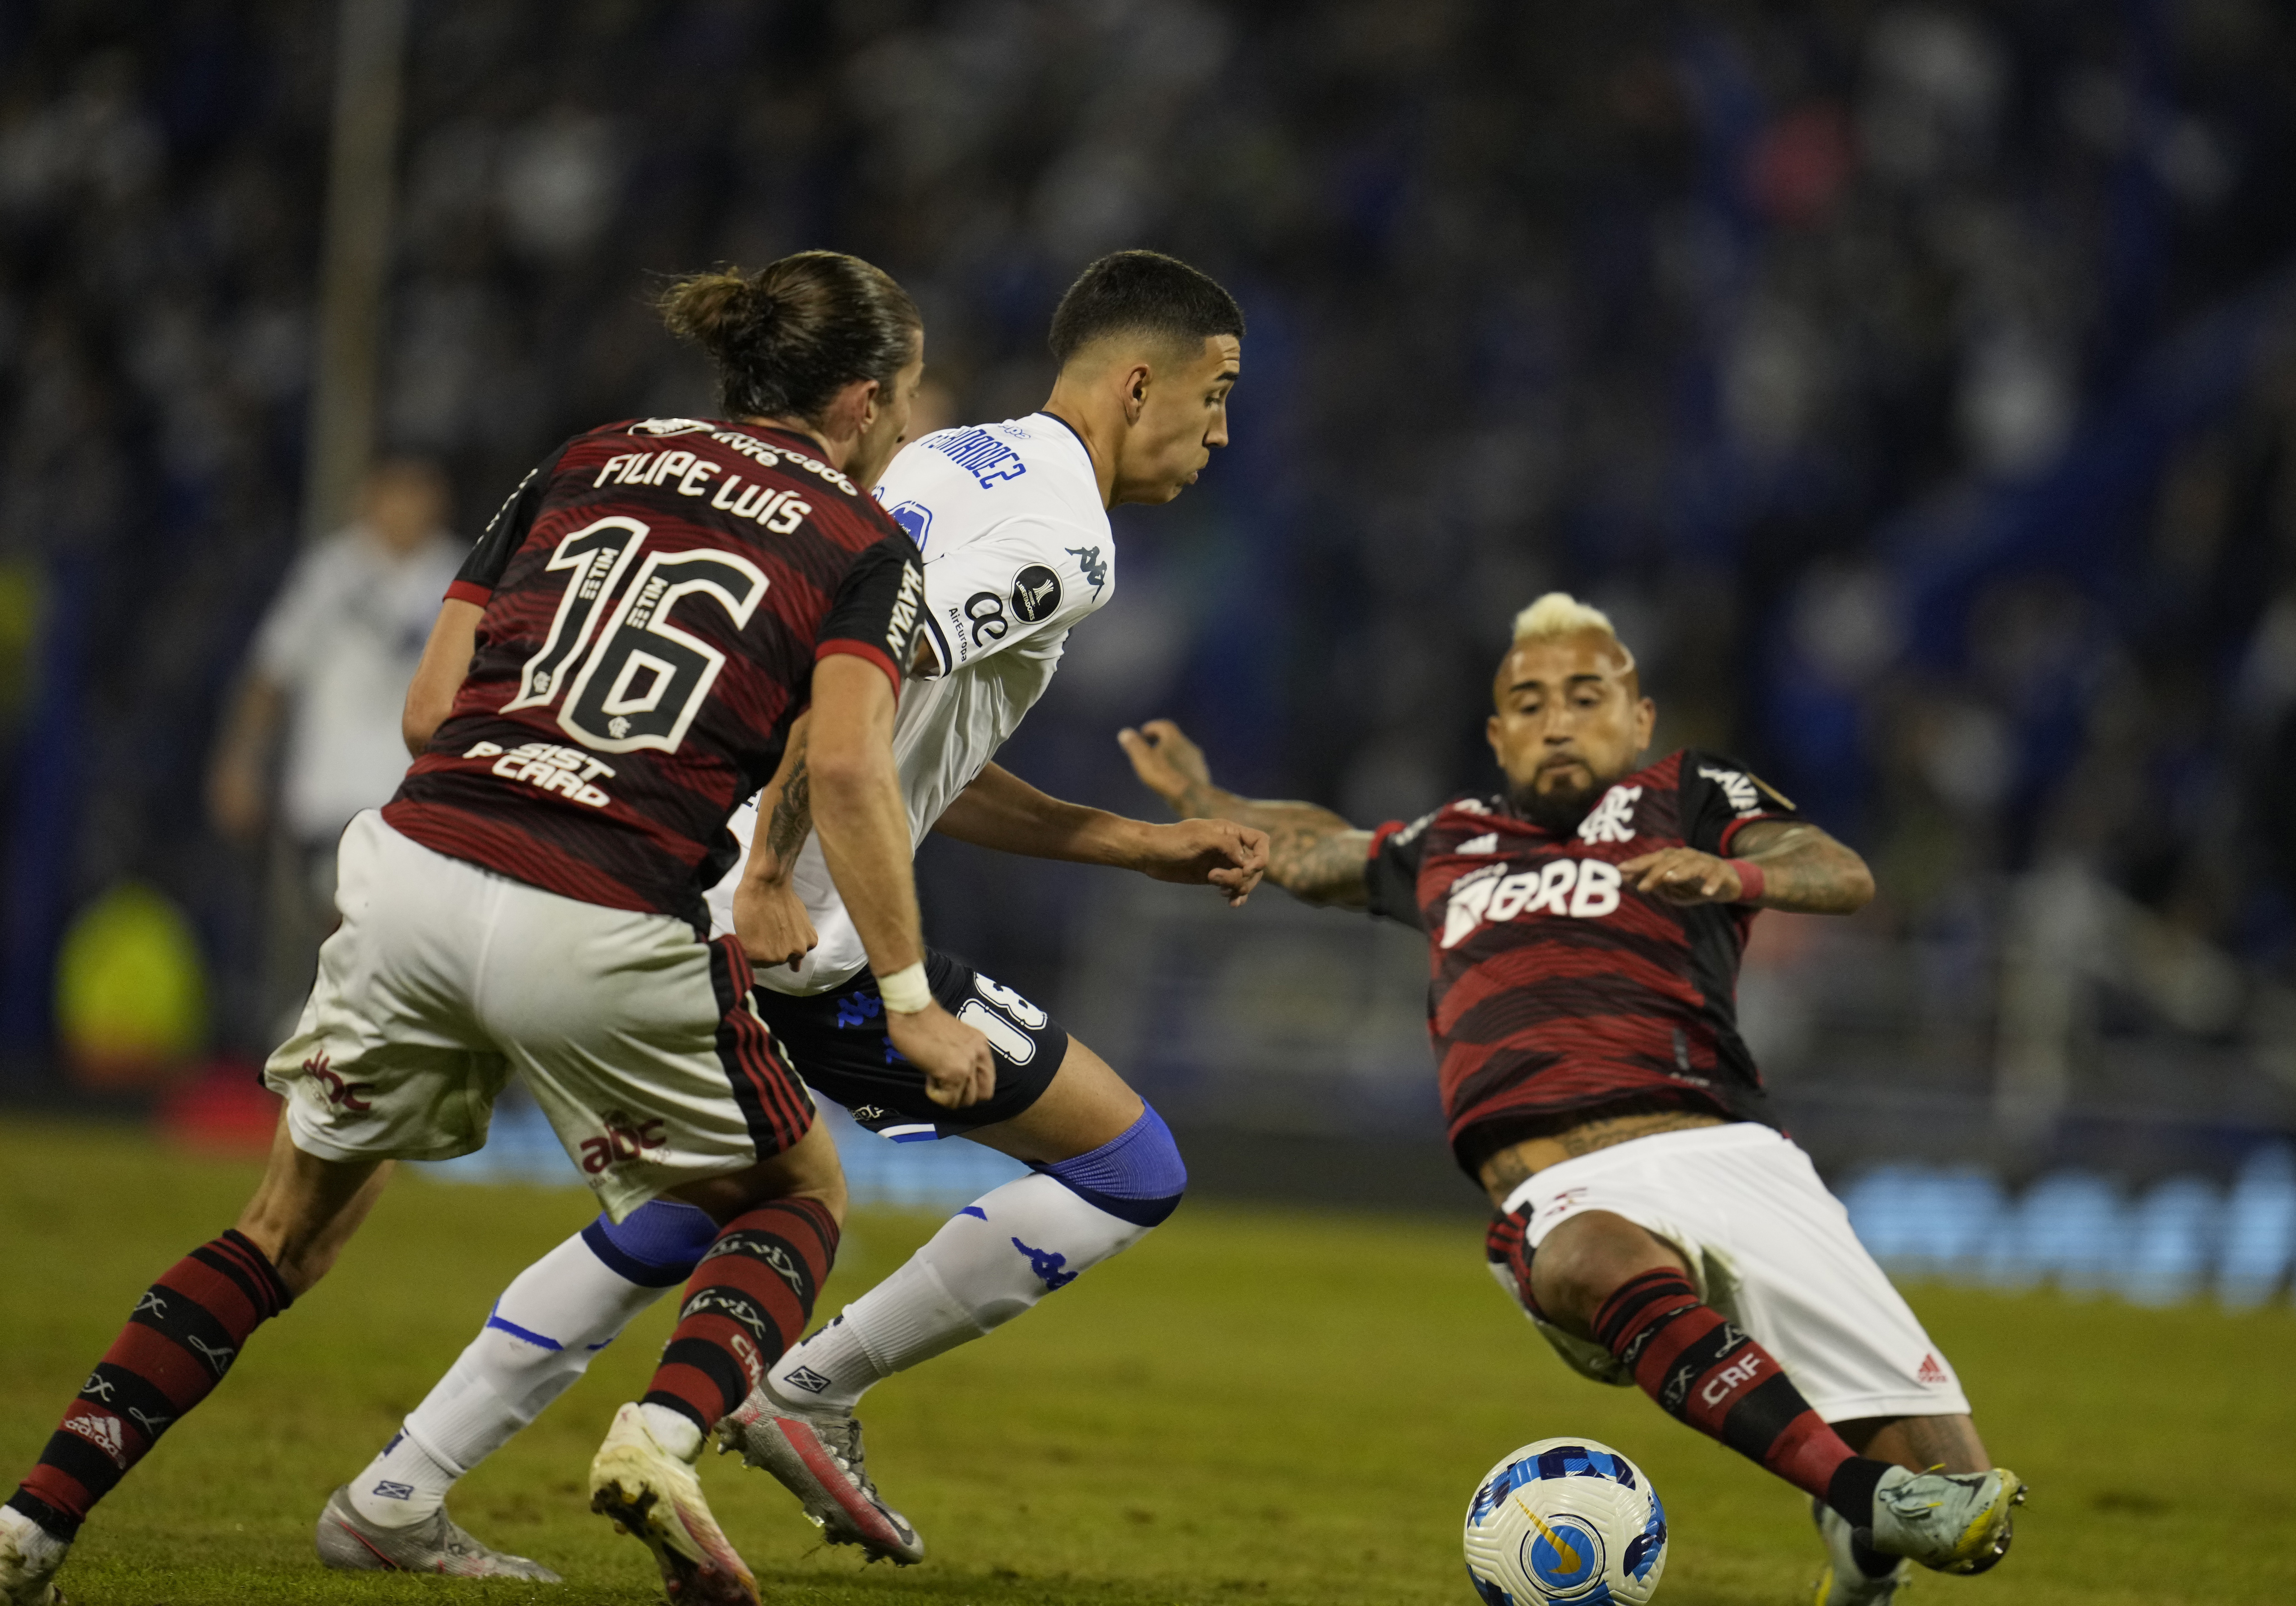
[929,426,1029,487]
[1440,857,1625,948]
[885,499,933,550]
[1009,564,1062,623]
[1577,785,1643,844]
[62,1409,127,1468]
[462,740,616,807]
[1066,545,1107,594]
[579,1109,668,1174]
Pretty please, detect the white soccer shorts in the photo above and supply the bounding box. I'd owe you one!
[1499,1122,1972,1422]
[263,812,813,1221]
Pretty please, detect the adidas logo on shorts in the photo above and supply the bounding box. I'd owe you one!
[1916,1352,1949,1385]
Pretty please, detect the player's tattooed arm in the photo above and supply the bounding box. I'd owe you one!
[1620,820,1875,914]
[763,730,813,870]
[1118,719,1371,909]
[734,715,819,971]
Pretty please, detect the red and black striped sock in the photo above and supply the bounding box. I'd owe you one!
[642,1199,838,1436]
[1593,1268,1889,1528]
[6,1229,291,1541]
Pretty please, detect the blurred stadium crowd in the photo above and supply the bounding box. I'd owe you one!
[4,1,2296,1187]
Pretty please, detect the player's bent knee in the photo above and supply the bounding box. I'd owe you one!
[582,1198,720,1288]
[1039,1100,1186,1227]
[1526,1209,1688,1332]
[670,1116,849,1224]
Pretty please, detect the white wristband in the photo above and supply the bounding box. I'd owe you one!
[877,962,932,1014]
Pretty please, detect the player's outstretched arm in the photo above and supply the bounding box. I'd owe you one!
[934,762,1268,906]
[733,712,821,971]
[1118,719,1372,909]
[401,598,485,757]
[809,655,997,1107]
[1619,819,1875,914]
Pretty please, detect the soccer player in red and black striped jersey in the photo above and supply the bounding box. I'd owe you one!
[0,254,992,1606]
[1120,594,2025,1604]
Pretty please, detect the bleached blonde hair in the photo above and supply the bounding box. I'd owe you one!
[1512,592,1616,641]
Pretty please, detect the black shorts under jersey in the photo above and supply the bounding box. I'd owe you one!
[752,949,1069,1139]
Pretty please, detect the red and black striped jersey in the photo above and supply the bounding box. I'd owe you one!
[1365,750,1798,1171]
[384,417,924,929]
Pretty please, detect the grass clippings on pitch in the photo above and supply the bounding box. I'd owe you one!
[2,1117,2291,1606]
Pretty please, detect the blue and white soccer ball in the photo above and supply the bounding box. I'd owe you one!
[1462,1437,1668,1605]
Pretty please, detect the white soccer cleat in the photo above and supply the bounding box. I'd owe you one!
[1810,1496,1907,1604]
[313,1485,561,1580]
[716,1385,924,1565]
[1864,1464,2024,1575]
[0,1507,66,1606]
[589,1403,759,1606]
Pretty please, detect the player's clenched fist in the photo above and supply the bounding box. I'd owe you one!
[1129,819,1268,905]
[734,876,819,972]
[886,1002,998,1108]
[1619,846,1748,905]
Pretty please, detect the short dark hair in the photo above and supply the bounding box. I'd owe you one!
[659,251,920,425]
[1047,250,1244,368]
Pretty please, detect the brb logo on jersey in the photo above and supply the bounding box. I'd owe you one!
[1441,858,1624,948]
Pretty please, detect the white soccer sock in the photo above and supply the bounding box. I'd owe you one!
[638,1402,704,1462]
[347,1229,671,1527]
[769,1171,1150,1415]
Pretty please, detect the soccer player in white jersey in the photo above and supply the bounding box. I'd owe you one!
[317,251,1265,1576]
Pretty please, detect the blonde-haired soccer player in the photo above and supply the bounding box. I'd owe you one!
[1118,594,2023,1605]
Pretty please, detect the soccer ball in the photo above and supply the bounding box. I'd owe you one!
[1462,1437,1668,1605]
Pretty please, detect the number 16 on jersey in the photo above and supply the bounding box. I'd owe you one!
[502,515,770,755]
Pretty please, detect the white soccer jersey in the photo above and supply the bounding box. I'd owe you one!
[704,412,1114,993]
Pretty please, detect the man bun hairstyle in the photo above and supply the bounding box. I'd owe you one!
[1048,250,1245,367]
[659,250,920,427]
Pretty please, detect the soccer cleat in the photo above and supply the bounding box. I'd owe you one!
[1863,1464,2024,1575]
[589,1402,759,1606]
[715,1385,924,1565]
[0,1506,66,1606]
[1810,1496,1907,1604]
[313,1485,561,1580]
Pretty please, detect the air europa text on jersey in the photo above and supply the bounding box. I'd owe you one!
[590,450,813,535]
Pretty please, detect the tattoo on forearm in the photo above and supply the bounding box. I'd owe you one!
[766,742,812,864]
[1730,821,1871,914]
[1169,781,1364,905]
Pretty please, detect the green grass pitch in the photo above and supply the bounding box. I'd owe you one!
[3,1118,2291,1605]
